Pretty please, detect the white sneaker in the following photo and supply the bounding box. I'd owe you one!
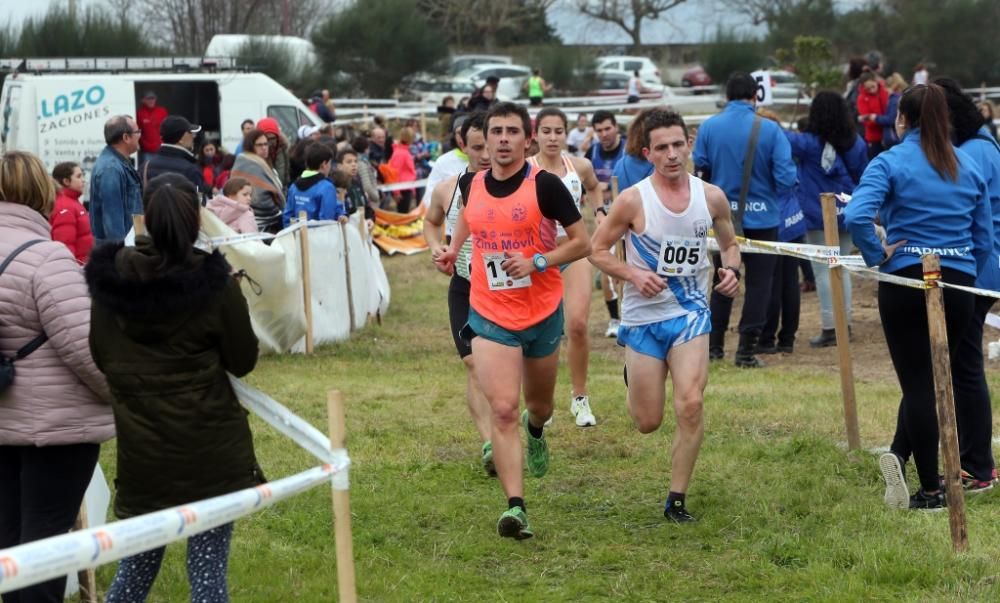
[605,319,620,338]
[879,452,909,510]
[570,395,597,427]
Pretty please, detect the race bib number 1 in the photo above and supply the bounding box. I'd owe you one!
[656,236,704,276]
[483,253,531,290]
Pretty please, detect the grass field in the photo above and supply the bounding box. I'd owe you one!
[85,252,1000,602]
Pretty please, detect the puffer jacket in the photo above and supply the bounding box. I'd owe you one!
[206,194,258,234]
[50,187,94,264]
[86,237,262,518]
[0,202,113,446]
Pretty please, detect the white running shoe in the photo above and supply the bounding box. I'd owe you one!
[879,452,909,510]
[605,319,620,338]
[571,395,597,427]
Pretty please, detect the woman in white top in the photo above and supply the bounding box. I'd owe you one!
[627,71,642,104]
[529,108,602,426]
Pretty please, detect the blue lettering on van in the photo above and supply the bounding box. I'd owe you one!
[39,85,106,119]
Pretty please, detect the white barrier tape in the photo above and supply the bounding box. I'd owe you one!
[0,462,347,594]
[714,234,1000,300]
[378,179,429,193]
[204,219,355,249]
[229,375,334,464]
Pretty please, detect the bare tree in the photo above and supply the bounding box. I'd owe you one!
[419,0,556,49]
[575,0,687,52]
[130,0,331,54]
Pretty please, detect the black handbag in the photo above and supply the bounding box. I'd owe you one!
[0,240,50,392]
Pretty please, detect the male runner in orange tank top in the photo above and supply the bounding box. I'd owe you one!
[436,102,591,540]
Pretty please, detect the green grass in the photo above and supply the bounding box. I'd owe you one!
[85,253,1000,602]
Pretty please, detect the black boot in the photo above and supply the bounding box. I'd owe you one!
[735,333,766,368]
[757,335,778,355]
[809,329,837,348]
[709,328,725,361]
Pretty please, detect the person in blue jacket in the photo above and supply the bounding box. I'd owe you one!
[845,83,993,511]
[283,143,347,226]
[757,109,807,354]
[693,72,797,367]
[785,92,869,348]
[873,73,906,151]
[890,78,1000,493]
[90,115,144,244]
[612,109,654,192]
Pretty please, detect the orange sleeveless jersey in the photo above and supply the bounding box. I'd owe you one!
[466,165,563,330]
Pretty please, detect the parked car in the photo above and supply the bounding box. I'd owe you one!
[458,63,532,101]
[596,55,662,86]
[680,65,712,88]
[769,69,805,99]
[401,77,477,106]
[588,72,665,99]
[447,54,512,75]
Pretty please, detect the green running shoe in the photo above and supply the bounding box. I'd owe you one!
[521,410,549,478]
[497,507,533,540]
[482,441,496,477]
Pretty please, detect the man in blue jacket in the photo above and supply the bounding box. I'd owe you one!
[283,144,347,226]
[693,72,797,367]
[89,115,143,244]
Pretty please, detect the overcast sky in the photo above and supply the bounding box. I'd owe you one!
[5,0,872,46]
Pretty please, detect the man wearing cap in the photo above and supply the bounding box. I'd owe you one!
[141,115,208,196]
[136,91,168,165]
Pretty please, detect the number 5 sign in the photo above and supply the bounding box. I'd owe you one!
[750,70,773,106]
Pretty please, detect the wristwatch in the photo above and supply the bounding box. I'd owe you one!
[724,265,741,281]
[533,253,549,273]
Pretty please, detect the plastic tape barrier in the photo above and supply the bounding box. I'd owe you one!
[707,236,1000,300]
[378,178,429,193]
[0,463,345,594]
[0,377,351,594]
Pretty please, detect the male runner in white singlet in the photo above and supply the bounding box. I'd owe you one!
[589,109,741,523]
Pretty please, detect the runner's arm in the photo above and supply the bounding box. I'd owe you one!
[423,175,454,249]
[573,156,601,210]
[588,188,664,298]
[706,183,741,297]
[503,173,591,277]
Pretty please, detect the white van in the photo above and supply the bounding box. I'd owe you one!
[0,57,323,176]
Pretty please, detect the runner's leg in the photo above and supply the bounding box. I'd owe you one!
[472,337,525,499]
[523,350,559,427]
[562,258,592,398]
[665,335,709,494]
[623,346,668,434]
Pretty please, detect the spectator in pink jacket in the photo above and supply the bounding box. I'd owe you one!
[0,151,113,602]
[389,126,418,213]
[50,161,95,264]
[206,177,258,234]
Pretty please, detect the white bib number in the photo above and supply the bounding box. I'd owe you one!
[483,253,531,290]
[656,236,704,276]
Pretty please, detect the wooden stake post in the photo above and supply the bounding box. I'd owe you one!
[327,390,358,603]
[73,505,98,603]
[922,254,969,552]
[298,211,314,354]
[820,193,860,451]
[611,176,625,302]
[341,222,357,331]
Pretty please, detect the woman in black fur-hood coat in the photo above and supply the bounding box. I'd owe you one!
[85,195,264,519]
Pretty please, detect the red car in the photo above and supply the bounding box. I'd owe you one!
[681,66,712,88]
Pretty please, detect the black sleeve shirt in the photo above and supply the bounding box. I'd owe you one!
[459,163,582,229]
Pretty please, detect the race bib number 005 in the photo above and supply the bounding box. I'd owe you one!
[483,253,531,290]
[656,236,704,276]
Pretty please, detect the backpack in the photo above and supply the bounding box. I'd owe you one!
[0,240,50,392]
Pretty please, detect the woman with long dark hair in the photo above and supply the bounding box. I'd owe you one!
[845,84,992,511]
[232,128,285,233]
[785,91,868,347]
[87,173,262,600]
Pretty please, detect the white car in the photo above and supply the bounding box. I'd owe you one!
[596,55,662,86]
[458,64,533,101]
[448,54,513,75]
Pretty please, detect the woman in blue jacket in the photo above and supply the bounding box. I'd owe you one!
[611,109,653,192]
[873,73,906,151]
[785,92,868,347]
[845,83,992,511]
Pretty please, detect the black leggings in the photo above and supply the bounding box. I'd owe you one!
[0,443,100,603]
[882,265,975,492]
[760,237,803,347]
[711,226,779,338]
[891,293,996,482]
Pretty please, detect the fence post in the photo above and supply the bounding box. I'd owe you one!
[72,505,97,603]
[341,222,357,331]
[327,390,358,602]
[298,211,314,354]
[922,254,969,552]
[820,193,860,451]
